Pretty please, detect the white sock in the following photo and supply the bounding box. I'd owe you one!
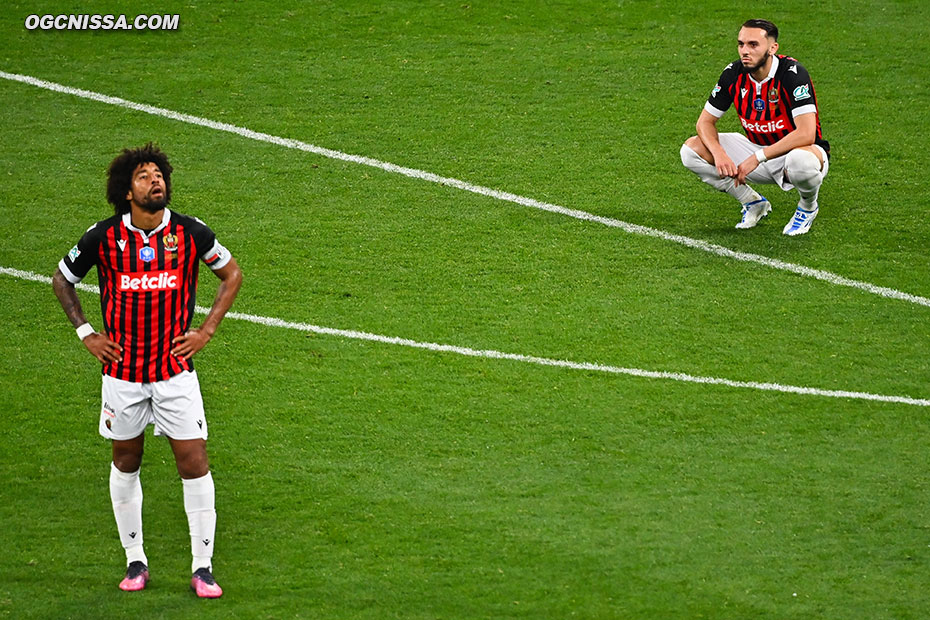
[109,463,147,566]
[785,149,823,211]
[680,144,762,205]
[182,472,216,573]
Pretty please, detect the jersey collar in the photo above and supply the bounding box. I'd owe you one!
[749,54,779,87]
[123,208,171,240]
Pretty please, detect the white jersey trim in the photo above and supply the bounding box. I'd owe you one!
[792,104,817,118]
[704,101,726,118]
[203,239,232,271]
[58,258,81,284]
[748,55,779,92]
[122,209,171,241]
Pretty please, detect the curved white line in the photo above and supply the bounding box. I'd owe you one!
[2,69,927,308]
[6,265,927,407]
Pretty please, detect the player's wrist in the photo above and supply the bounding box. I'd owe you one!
[76,323,95,341]
[755,149,768,164]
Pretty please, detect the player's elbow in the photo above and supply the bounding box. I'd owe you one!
[793,119,817,145]
[52,268,71,292]
[223,262,243,292]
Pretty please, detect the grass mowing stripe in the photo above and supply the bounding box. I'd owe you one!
[2,70,928,310]
[8,265,928,408]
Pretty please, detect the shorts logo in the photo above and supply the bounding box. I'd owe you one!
[117,269,181,292]
[139,246,156,262]
[68,245,81,261]
[103,401,116,430]
[793,84,811,101]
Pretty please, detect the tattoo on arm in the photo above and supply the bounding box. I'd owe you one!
[52,269,88,328]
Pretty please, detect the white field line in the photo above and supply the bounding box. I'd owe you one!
[2,70,929,309]
[6,265,928,407]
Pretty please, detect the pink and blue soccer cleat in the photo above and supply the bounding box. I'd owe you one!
[191,567,223,598]
[118,561,149,591]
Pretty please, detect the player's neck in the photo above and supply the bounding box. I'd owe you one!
[130,205,165,231]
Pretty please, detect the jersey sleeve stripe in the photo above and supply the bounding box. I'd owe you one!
[203,240,232,270]
[58,259,81,284]
[791,104,817,118]
[703,101,726,118]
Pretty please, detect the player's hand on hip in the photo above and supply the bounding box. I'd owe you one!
[171,329,211,360]
[736,156,760,185]
[84,333,123,364]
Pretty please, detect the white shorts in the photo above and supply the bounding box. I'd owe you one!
[100,370,208,441]
[717,132,829,191]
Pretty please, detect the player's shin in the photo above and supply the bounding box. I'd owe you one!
[109,463,147,565]
[182,471,217,573]
[680,144,761,205]
[785,149,823,210]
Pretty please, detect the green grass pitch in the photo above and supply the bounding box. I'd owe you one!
[1,1,930,618]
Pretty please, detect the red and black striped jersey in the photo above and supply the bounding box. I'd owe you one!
[59,209,232,383]
[705,54,829,155]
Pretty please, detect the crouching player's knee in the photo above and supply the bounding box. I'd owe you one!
[680,137,708,172]
[785,148,823,191]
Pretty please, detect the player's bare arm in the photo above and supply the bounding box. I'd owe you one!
[695,110,738,178]
[736,113,820,185]
[170,257,242,360]
[53,267,123,363]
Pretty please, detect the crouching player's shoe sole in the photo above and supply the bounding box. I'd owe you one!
[783,205,819,236]
[191,567,223,598]
[735,197,772,229]
[118,561,149,591]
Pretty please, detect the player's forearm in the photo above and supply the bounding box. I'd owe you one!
[199,262,242,338]
[696,119,727,159]
[52,268,89,328]
[761,121,816,161]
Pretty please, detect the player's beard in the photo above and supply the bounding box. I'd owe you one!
[745,51,771,73]
[138,190,167,213]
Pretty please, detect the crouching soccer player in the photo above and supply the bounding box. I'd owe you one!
[52,143,242,597]
[680,19,830,235]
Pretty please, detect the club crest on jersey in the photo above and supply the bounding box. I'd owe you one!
[768,88,779,103]
[793,84,811,101]
[139,246,156,262]
[163,234,178,253]
[163,233,179,259]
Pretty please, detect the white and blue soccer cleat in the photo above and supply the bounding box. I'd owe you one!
[783,204,819,236]
[735,197,772,229]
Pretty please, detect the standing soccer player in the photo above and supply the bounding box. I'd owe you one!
[52,143,242,598]
[680,19,830,235]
